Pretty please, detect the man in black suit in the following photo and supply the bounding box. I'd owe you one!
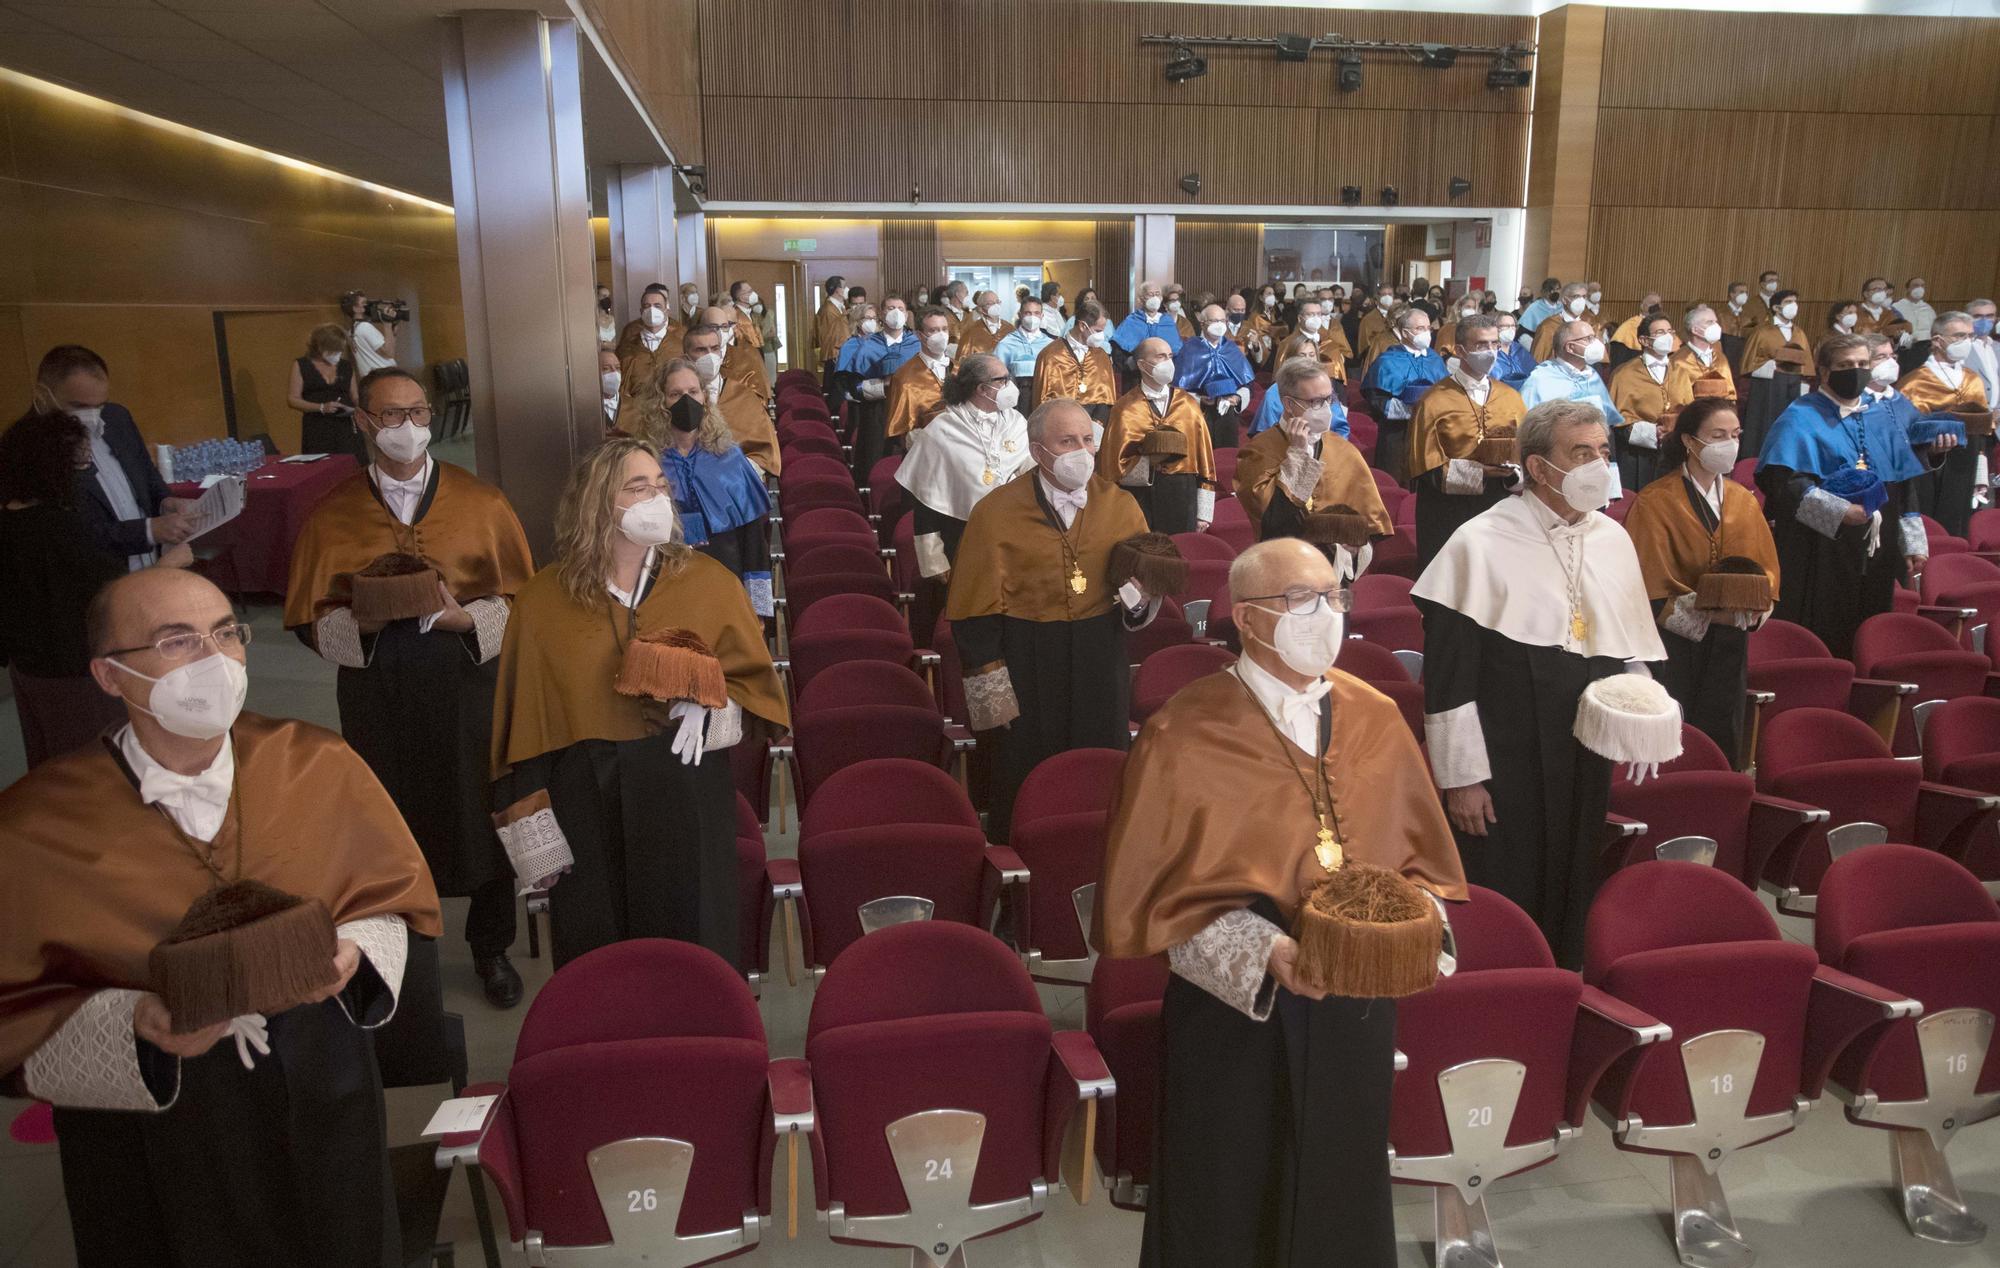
[36,346,194,569]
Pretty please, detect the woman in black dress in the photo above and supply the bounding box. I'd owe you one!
[288,322,358,456]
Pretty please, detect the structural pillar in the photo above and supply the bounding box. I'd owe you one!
[1131,213,1176,302]
[607,164,680,321]
[676,204,709,305]
[442,9,599,559]
[1520,3,1604,289]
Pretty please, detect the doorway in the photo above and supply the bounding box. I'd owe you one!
[944,261,1047,322]
[720,258,806,372]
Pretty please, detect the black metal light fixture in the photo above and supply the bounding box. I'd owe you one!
[1340,185,1362,206]
[1487,48,1533,90]
[1179,172,1202,196]
[1413,44,1458,69]
[1336,52,1363,93]
[1275,33,1314,62]
[1380,185,1400,206]
[1448,176,1472,200]
[1164,43,1207,83]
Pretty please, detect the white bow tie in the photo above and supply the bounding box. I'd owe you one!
[1048,485,1087,517]
[1279,678,1333,729]
[138,764,230,817]
[379,471,425,496]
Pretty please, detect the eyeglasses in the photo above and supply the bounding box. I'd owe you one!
[1242,586,1352,616]
[104,622,254,661]
[370,405,432,427]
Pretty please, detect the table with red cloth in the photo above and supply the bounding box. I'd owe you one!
[169,456,359,596]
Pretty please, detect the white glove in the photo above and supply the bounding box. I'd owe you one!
[1898,332,1913,349]
[1236,386,1251,410]
[1118,580,1147,611]
[668,700,706,766]
[1213,396,1234,415]
[860,378,886,400]
[1627,421,1659,450]
[227,1014,270,1070]
[1624,761,1660,785]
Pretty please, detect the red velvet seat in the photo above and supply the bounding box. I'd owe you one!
[1853,612,1993,755]
[433,940,799,1265]
[1605,724,1825,887]
[1205,497,1255,553]
[1392,886,1665,1267]
[1336,639,1425,740]
[735,793,788,985]
[1130,643,1234,724]
[786,628,917,702]
[780,569,900,632]
[1085,954,1169,1210]
[780,434,844,463]
[1168,530,1236,562]
[1920,513,1970,558]
[1747,618,1912,745]
[792,592,905,639]
[1124,595,1194,669]
[1347,411,1379,465]
[1011,748,1125,981]
[1969,507,2000,552]
[789,662,952,808]
[1583,863,1913,1266]
[1210,446,1239,493]
[783,505,873,542]
[1816,845,2000,1245]
[778,455,855,490]
[888,512,920,600]
[1349,573,1424,660]
[798,923,1113,1260]
[777,476,866,519]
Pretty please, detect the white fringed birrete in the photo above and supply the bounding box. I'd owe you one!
[1573,673,1683,764]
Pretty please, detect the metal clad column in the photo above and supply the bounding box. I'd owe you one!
[676,205,709,305]
[442,9,598,559]
[1132,214,1176,303]
[609,164,679,314]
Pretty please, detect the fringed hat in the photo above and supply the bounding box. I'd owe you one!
[1469,434,1519,468]
[1106,533,1188,596]
[348,552,442,626]
[1694,556,1772,612]
[614,627,728,708]
[1298,503,1375,550]
[149,881,339,1033]
[1691,375,1736,399]
[1137,428,1190,458]
[1573,673,1683,765]
[1292,864,1443,1000]
[1773,346,1810,374]
[1823,466,1888,518]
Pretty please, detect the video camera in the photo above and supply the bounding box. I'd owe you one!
[366,297,410,325]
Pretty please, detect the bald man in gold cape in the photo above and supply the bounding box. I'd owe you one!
[0,568,439,1268]
[1097,538,1465,1267]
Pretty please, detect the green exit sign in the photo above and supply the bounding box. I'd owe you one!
[784,238,818,253]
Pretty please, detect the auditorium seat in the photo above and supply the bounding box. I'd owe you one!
[776,549,902,636]
[786,662,955,809]
[1210,446,1239,493]
[1747,618,1913,745]
[1011,747,1126,983]
[797,923,1113,1261]
[783,505,875,541]
[1604,723,1825,887]
[1391,885,1666,1268]
[1131,643,1234,725]
[736,792,791,987]
[1169,530,1236,562]
[1582,863,1913,1268]
[784,626,919,703]
[1349,574,1424,672]
[1852,613,1993,755]
[1919,551,2000,653]
[433,940,798,1266]
[1086,954,1169,1211]
[1755,708,1999,915]
[777,455,854,490]
[1366,524,1421,579]
[1816,844,2000,1245]
[1347,411,1379,465]
[1968,507,2000,553]
[773,475,865,520]
[1124,594,1194,667]
[1205,497,1255,554]
[1920,513,1970,558]
[1336,637,1424,740]
[791,759,1023,975]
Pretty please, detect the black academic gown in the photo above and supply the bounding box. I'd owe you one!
[1131,473,1201,536]
[1756,469,1912,662]
[1416,600,1625,966]
[1413,472,1512,570]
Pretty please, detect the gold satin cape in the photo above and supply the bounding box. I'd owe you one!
[722,311,771,402]
[812,302,848,366]
[1666,347,1737,408]
[283,462,535,629]
[1276,330,1349,383]
[1741,322,1813,376]
[1095,668,1467,957]
[944,470,1150,633]
[1407,378,1528,479]
[954,317,1012,365]
[1623,470,1781,608]
[717,382,783,476]
[0,713,442,1077]
[1032,340,1117,407]
[1099,387,1217,486]
[1234,427,1393,537]
[1609,358,1672,426]
[885,356,947,438]
[616,319,686,398]
[490,553,788,777]
[1900,364,1993,436]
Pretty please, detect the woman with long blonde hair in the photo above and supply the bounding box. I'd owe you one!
[627,357,774,617]
[488,437,786,967]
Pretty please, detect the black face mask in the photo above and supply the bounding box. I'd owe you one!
[1227,311,1245,325]
[670,395,704,433]
[1825,366,1870,400]
[598,296,612,312]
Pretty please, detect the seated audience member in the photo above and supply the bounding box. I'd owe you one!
[0,410,187,766]
[288,323,359,457]
[35,345,193,570]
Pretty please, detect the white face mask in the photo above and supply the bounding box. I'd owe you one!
[1581,339,1607,366]
[1540,455,1613,514]
[1762,281,1779,296]
[693,352,723,382]
[1910,287,1927,301]
[642,306,667,329]
[989,380,1021,413]
[884,309,908,330]
[1205,319,1228,340]
[1459,348,1497,379]
[858,318,880,336]
[682,294,700,313]
[1016,313,1041,334]
[1567,296,1589,315]
[1143,295,1163,313]
[1945,338,1973,363]
[600,369,621,398]
[1778,301,1798,321]
[1867,290,1889,307]
[981,303,1000,321]
[1040,445,1095,491]
[1168,300,1185,315]
[1087,327,1111,349]
[325,350,343,365]
[1143,358,1175,387]
[1693,436,1739,476]
[1262,294,1276,308]
[1649,334,1674,356]
[1730,294,1748,308]
[923,330,952,355]
[618,493,678,547]
[1698,322,1723,343]
[1837,313,1858,331]
[372,420,430,464]
[1408,329,1433,351]
[742,291,760,308]
[1302,314,1326,333]
[1297,401,1335,435]
[1588,291,1602,305]
[109,652,248,741]
[1377,295,1393,310]
[1871,359,1900,384]
[1251,602,1345,679]
[1461,308,1480,321]
[72,405,104,429]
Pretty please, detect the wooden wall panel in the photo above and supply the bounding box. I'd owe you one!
[1522,3,1602,283]
[583,0,703,164]
[880,218,941,300]
[1174,222,1260,301]
[1094,220,1133,320]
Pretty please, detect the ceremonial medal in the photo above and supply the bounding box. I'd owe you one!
[1304,494,1316,512]
[1069,565,1087,594]
[1003,439,1019,453]
[1570,610,1590,643]
[1315,823,1344,871]
[981,467,995,485]
[1856,456,1869,470]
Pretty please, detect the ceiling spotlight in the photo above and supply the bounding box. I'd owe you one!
[1179,171,1202,197]
[1487,53,1532,90]
[1340,185,1362,206]
[1414,44,1458,69]
[1336,52,1363,93]
[1275,33,1313,62]
[1448,176,1472,200]
[1380,185,1400,206]
[1165,44,1207,83]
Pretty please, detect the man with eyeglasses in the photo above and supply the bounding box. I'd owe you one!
[0,565,439,1267]
[1407,314,1529,568]
[285,367,534,1008]
[1236,358,1392,582]
[947,399,1161,840]
[689,310,782,477]
[1095,535,1466,1268]
[1414,399,1665,966]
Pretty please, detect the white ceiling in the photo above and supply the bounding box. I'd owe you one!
[0,0,670,205]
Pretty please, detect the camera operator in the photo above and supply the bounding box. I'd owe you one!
[342,289,401,375]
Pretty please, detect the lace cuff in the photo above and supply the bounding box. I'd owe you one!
[1278,449,1324,506]
[334,914,406,1029]
[1168,909,1283,1020]
[705,698,746,750]
[494,791,575,895]
[1902,513,1930,561]
[463,597,509,664]
[1443,458,1488,495]
[1426,701,1492,789]
[315,608,370,669]
[743,572,775,618]
[1797,486,1850,540]
[23,988,178,1112]
[1196,486,1216,523]
[1661,592,1713,642]
[915,531,950,578]
[964,665,1022,731]
[1380,397,1412,421]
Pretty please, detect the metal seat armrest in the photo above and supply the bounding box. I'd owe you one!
[945,723,977,751]
[1849,677,1916,748]
[1569,985,1671,1129]
[1745,795,1830,890]
[1916,605,1976,640]
[1600,814,1647,867]
[768,1057,815,1134]
[434,1082,526,1243]
[1916,782,2000,861]
[1803,966,1921,1100]
[1051,1030,1116,1100]
[982,844,1030,949]
[1044,1031,1115,1206]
